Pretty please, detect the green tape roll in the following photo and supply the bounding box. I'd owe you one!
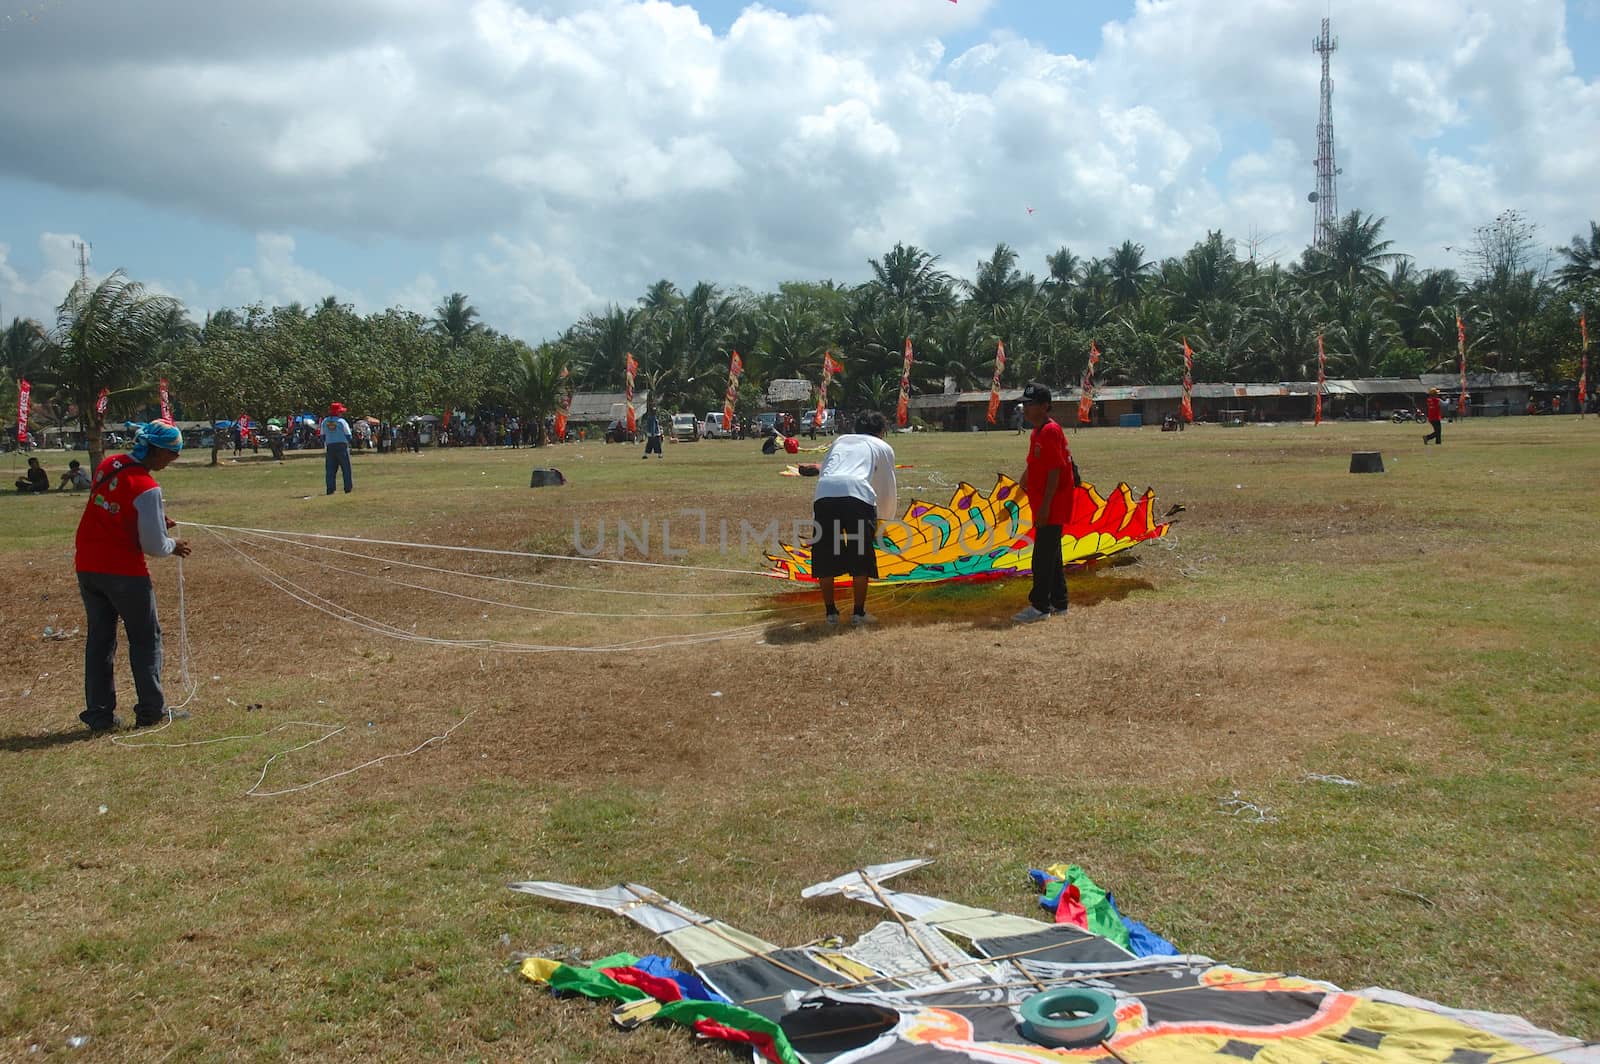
[1018,987,1118,1049]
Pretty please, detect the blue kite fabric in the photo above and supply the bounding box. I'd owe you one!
[635,953,734,1004]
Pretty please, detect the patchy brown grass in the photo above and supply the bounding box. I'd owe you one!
[0,418,1596,1058]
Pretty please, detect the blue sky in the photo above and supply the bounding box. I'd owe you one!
[1,0,1597,340]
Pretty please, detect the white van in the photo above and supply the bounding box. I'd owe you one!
[702,413,733,438]
[670,413,699,441]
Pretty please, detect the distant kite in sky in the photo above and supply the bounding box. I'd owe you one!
[766,474,1174,586]
[1026,206,1035,215]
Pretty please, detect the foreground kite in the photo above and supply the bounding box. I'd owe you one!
[512,860,1595,1064]
[766,474,1173,585]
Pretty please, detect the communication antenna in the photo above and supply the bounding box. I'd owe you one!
[1308,17,1341,251]
[72,239,91,281]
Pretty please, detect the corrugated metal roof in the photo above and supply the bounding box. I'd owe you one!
[767,379,814,403]
[566,391,650,419]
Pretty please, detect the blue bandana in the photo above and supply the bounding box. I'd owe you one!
[127,419,184,462]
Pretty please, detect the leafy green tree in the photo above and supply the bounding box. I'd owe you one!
[1555,221,1600,292]
[51,271,184,469]
[432,292,482,350]
[1105,240,1153,305]
[510,342,567,444]
[1303,210,1405,291]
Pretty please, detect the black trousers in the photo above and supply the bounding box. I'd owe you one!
[1029,525,1068,612]
[1424,419,1442,444]
[644,434,663,456]
[79,571,165,726]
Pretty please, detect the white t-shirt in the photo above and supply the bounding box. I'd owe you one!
[813,434,897,520]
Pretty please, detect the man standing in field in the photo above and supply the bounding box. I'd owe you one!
[322,402,354,493]
[1014,383,1073,623]
[810,410,897,626]
[74,419,192,732]
[1423,387,1443,445]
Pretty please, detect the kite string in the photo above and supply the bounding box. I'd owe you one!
[246,711,473,798]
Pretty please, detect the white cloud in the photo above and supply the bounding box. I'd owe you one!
[0,235,89,329]
[0,0,1597,340]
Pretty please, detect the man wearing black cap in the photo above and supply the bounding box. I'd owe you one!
[1014,383,1073,622]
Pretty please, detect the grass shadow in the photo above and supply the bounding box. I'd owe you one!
[0,727,103,752]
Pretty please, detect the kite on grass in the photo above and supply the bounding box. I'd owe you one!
[765,473,1174,586]
[512,860,1594,1064]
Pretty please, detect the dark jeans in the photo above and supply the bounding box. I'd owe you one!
[1425,419,1442,444]
[325,442,353,493]
[78,571,164,727]
[1029,524,1068,613]
[644,434,663,456]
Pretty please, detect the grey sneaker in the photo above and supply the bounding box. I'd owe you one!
[824,612,840,626]
[850,612,878,626]
[1011,605,1051,623]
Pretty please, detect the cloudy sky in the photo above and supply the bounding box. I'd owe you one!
[2,0,1597,341]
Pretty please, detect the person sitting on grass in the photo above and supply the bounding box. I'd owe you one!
[14,456,48,493]
[57,459,91,491]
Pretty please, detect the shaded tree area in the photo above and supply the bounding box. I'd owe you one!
[8,212,1597,449]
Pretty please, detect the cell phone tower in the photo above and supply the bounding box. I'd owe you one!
[1308,17,1340,251]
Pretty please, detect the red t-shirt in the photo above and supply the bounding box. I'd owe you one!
[74,455,160,577]
[1426,395,1442,421]
[1024,419,1074,527]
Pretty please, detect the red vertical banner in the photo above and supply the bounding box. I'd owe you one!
[985,341,1006,424]
[624,352,638,433]
[1179,339,1194,423]
[817,352,842,422]
[1456,312,1469,416]
[159,377,172,422]
[1580,314,1589,416]
[722,350,743,431]
[95,387,110,415]
[16,379,31,442]
[442,407,452,429]
[896,338,914,427]
[1077,342,1100,425]
[554,366,571,440]
[1315,333,1326,426]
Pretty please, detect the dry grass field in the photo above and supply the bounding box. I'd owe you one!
[0,416,1596,1061]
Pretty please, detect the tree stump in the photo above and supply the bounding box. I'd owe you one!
[1349,451,1384,474]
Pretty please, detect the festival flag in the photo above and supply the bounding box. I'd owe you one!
[896,338,914,427]
[1179,338,1194,424]
[95,387,110,415]
[554,366,572,440]
[1580,314,1588,416]
[442,407,452,429]
[238,413,251,442]
[1315,333,1326,426]
[985,341,1007,424]
[1456,312,1469,416]
[159,377,172,422]
[16,379,30,443]
[722,350,743,431]
[816,351,842,422]
[1077,342,1100,425]
[624,352,638,433]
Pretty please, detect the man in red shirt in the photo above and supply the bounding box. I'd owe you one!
[1423,387,1443,445]
[1014,383,1074,623]
[74,420,193,732]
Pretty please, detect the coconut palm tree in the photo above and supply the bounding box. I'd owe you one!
[1106,240,1152,305]
[867,242,955,323]
[432,292,481,350]
[1304,210,1405,291]
[51,271,185,468]
[510,342,567,445]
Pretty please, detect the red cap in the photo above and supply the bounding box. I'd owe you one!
[329,402,347,416]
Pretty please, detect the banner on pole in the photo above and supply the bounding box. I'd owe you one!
[1179,339,1194,423]
[1456,313,1469,416]
[95,387,110,415]
[1077,342,1099,425]
[554,366,571,440]
[985,341,1006,424]
[1315,333,1326,426]
[16,379,30,443]
[159,377,172,422]
[624,353,638,433]
[896,339,914,427]
[722,351,743,431]
[817,352,843,422]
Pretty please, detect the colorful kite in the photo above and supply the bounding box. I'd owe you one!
[514,860,1594,1064]
[765,473,1171,586]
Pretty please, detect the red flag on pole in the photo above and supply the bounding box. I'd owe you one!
[624,352,638,433]
[722,351,743,431]
[1315,333,1326,426]
[442,407,452,429]
[16,379,31,443]
[1456,312,1469,416]
[554,366,571,440]
[95,387,110,416]
[1179,339,1194,423]
[817,352,842,422]
[896,338,914,427]
[1077,342,1100,425]
[986,341,1007,424]
[1580,315,1589,416]
[159,377,172,422]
